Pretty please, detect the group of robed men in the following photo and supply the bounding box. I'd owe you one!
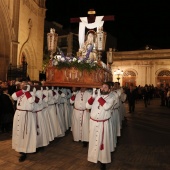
[11,81,127,170]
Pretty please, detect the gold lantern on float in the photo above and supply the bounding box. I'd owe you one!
[47,28,58,59]
[107,48,113,70]
[96,26,107,60]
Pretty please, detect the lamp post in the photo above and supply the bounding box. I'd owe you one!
[114,69,123,82]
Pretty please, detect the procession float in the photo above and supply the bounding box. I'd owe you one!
[45,24,113,88]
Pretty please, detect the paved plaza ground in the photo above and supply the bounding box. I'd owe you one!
[0,98,170,170]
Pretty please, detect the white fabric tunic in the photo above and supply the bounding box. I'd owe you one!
[12,90,36,153]
[55,93,66,137]
[120,92,127,119]
[42,89,54,142]
[70,90,91,142]
[111,91,121,137]
[106,92,117,151]
[57,93,67,133]
[116,88,124,127]
[47,89,62,138]
[59,88,71,131]
[86,93,114,164]
[33,89,49,148]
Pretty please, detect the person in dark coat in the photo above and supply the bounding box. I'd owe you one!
[142,85,150,107]
[0,86,15,133]
[126,85,136,113]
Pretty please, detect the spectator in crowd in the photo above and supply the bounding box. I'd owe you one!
[142,85,150,108]
[0,86,15,133]
[126,85,136,113]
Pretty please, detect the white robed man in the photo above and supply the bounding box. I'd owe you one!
[70,87,92,147]
[42,87,54,142]
[12,82,36,162]
[47,87,62,138]
[86,82,115,170]
[111,88,121,148]
[114,82,124,127]
[53,86,65,137]
[57,87,71,133]
[60,87,72,131]
[120,87,127,122]
[32,87,49,149]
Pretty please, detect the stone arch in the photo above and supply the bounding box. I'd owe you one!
[122,69,138,87]
[19,42,37,80]
[0,1,12,80]
[155,68,170,76]
[155,68,170,87]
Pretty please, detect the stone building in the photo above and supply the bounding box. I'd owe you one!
[111,46,170,87]
[0,0,46,81]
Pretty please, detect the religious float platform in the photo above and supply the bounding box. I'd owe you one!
[45,63,113,88]
[44,26,113,88]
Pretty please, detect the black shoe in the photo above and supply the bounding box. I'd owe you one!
[100,163,106,170]
[83,141,88,147]
[19,153,26,162]
[36,147,45,153]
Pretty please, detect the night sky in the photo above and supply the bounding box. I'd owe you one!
[45,0,170,51]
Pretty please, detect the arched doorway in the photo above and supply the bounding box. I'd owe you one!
[156,70,170,87]
[122,70,137,87]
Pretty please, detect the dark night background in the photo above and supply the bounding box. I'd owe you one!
[45,0,170,51]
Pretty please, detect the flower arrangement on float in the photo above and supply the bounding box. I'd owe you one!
[51,46,102,72]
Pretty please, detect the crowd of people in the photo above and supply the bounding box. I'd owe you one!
[124,84,170,112]
[0,79,170,170]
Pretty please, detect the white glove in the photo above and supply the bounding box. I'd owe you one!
[33,87,36,94]
[46,86,49,90]
[61,93,66,97]
[97,89,101,97]
[52,86,54,90]
[73,91,77,95]
[41,87,43,92]
[26,85,30,91]
[92,88,96,98]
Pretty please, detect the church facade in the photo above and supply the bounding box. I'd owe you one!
[0,0,46,81]
[111,48,170,87]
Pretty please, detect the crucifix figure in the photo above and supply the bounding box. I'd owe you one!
[70,9,115,48]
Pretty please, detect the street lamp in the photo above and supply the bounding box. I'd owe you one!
[114,69,123,82]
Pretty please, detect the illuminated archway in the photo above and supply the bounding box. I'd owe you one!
[156,69,170,87]
[122,69,137,87]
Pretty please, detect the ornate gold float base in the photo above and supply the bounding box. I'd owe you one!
[45,66,113,88]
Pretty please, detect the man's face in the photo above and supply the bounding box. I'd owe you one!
[20,81,27,89]
[114,83,119,89]
[100,84,110,95]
